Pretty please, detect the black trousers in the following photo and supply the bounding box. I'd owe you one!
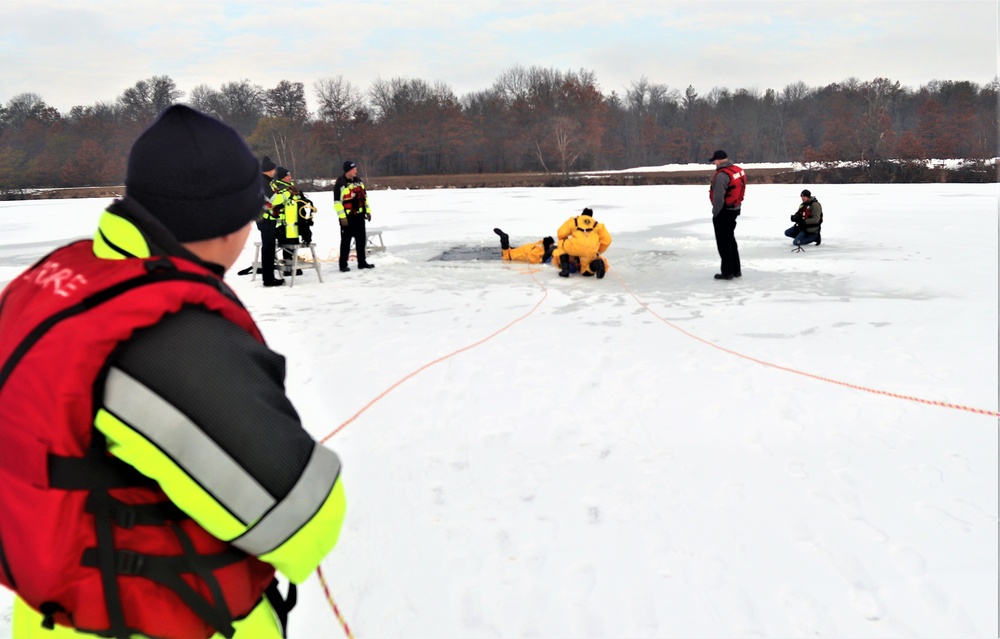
[339,215,369,268]
[278,221,312,264]
[256,218,280,283]
[712,209,741,276]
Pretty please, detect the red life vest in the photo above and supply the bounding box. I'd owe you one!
[0,241,275,639]
[343,183,366,214]
[709,164,747,208]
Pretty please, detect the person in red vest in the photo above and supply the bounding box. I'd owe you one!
[709,149,746,280]
[0,105,346,639]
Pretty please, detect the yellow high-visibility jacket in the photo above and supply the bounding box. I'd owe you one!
[334,177,371,220]
[270,178,299,240]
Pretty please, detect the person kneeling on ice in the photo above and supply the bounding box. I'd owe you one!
[785,189,823,247]
[494,228,556,264]
[552,207,612,278]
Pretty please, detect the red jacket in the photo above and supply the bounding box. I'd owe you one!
[0,241,274,638]
[709,163,747,209]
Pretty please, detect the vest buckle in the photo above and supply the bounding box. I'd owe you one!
[143,257,176,273]
[116,550,145,575]
[112,505,137,529]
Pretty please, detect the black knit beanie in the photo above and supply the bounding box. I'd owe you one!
[125,105,264,243]
[261,155,276,173]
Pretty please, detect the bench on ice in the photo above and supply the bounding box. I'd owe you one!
[340,228,386,262]
[251,242,323,287]
[366,229,386,255]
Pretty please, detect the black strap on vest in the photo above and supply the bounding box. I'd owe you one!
[79,527,244,638]
[39,601,69,630]
[49,448,245,639]
[48,449,159,491]
[264,578,298,638]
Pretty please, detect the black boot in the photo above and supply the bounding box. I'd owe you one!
[591,258,606,279]
[815,233,821,246]
[493,228,510,251]
[558,254,570,277]
[541,237,555,263]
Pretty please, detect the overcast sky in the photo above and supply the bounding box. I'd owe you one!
[1,0,996,114]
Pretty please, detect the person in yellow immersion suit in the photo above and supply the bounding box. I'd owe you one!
[494,228,556,264]
[552,207,612,278]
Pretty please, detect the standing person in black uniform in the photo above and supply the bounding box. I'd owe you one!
[334,160,374,272]
[257,156,284,286]
[709,149,747,280]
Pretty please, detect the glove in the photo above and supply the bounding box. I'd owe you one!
[339,217,348,227]
[365,212,371,222]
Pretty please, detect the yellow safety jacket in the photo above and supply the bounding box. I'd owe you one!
[335,179,371,220]
[270,178,299,241]
[556,215,612,257]
[554,215,612,275]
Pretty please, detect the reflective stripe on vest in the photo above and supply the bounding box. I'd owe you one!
[102,366,341,555]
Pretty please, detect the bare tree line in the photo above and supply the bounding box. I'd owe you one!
[0,67,996,191]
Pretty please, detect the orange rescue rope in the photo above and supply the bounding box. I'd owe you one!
[316,260,995,638]
[316,266,550,637]
[320,268,549,444]
[610,269,999,419]
[317,565,354,639]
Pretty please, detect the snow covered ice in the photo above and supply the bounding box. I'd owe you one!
[0,180,997,638]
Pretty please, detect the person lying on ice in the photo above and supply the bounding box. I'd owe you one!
[493,228,555,264]
[552,207,612,278]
